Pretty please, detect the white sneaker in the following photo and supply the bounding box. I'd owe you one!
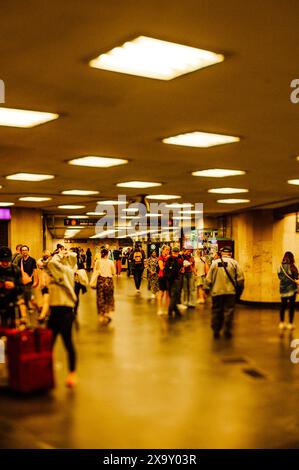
[279,322,286,330]
[157,310,164,315]
[151,294,156,299]
[177,304,188,310]
[287,323,295,330]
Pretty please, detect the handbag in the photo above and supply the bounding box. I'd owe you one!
[89,263,101,289]
[220,255,244,300]
[20,260,33,285]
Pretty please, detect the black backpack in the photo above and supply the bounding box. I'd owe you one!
[164,257,179,281]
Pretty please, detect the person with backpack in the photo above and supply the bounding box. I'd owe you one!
[204,246,244,339]
[278,251,299,331]
[164,247,184,318]
[130,244,145,292]
[0,247,26,327]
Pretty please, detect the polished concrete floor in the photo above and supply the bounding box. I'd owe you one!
[1,275,299,449]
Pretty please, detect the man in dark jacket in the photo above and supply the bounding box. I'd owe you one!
[0,247,26,327]
[164,247,183,318]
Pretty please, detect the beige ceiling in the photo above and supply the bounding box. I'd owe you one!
[1,0,299,217]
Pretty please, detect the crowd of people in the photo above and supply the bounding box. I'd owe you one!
[0,240,298,389]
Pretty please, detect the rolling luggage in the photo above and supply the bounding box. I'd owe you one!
[6,328,54,393]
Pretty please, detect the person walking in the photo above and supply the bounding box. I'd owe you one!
[194,249,208,304]
[157,245,170,314]
[278,251,298,331]
[130,244,145,292]
[11,244,23,267]
[164,247,184,318]
[204,246,244,339]
[181,249,196,308]
[94,248,116,324]
[39,247,78,387]
[147,250,159,299]
[86,248,92,272]
[18,245,39,314]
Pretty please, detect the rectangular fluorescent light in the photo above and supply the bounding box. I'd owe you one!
[163,131,240,148]
[165,203,193,208]
[86,211,106,216]
[0,202,14,207]
[122,208,139,212]
[217,199,250,204]
[61,190,99,196]
[0,107,59,128]
[58,205,86,209]
[97,200,126,205]
[6,173,55,182]
[67,215,89,219]
[192,169,245,178]
[0,209,11,220]
[288,179,299,185]
[68,156,128,168]
[19,197,52,202]
[208,187,248,194]
[146,194,181,200]
[89,36,224,80]
[116,181,161,188]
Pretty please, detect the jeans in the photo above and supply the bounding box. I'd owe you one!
[168,278,182,316]
[211,294,236,334]
[182,272,195,305]
[133,269,143,289]
[280,294,296,323]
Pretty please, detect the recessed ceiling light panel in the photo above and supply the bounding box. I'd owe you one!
[68,156,128,168]
[163,131,240,148]
[61,190,99,196]
[217,199,250,204]
[6,173,55,182]
[208,187,248,194]
[0,107,59,128]
[116,181,162,189]
[58,205,86,209]
[19,197,52,202]
[146,194,181,200]
[192,169,245,178]
[0,202,14,207]
[89,36,224,80]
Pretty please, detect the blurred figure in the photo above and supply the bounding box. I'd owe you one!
[11,244,23,267]
[157,245,170,314]
[18,245,39,314]
[164,247,184,318]
[181,249,196,308]
[278,251,299,331]
[204,246,244,339]
[94,248,116,324]
[147,250,159,299]
[194,249,208,304]
[86,248,92,272]
[114,248,122,276]
[130,244,145,292]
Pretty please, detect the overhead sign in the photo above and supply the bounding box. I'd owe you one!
[64,218,97,227]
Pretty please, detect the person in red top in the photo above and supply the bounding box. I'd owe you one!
[157,245,170,315]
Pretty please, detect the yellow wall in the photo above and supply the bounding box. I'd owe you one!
[9,208,43,260]
[232,211,299,302]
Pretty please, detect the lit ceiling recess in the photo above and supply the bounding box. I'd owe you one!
[146,195,181,200]
[19,197,52,202]
[192,169,246,178]
[89,36,224,80]
[288,179,299,185]
[68,156,128,168]
[0,107,59,128]
[6,173,55,182]
[116,181,162,189]
[97,200,126,205]
[208,187,248,194]
[86,211,106,216]
[61,190,99,196]
[0,202,14,207]
[217,199,250,204]
[58,205,86,209]
[163,131,240,148]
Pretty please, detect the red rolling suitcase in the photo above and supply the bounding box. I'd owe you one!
[7,328,54,393]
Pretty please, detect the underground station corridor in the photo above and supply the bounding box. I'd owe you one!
[1,0,299,464]
[1,276,299,450]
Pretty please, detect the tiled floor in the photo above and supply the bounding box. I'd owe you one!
[1,275,299,449]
